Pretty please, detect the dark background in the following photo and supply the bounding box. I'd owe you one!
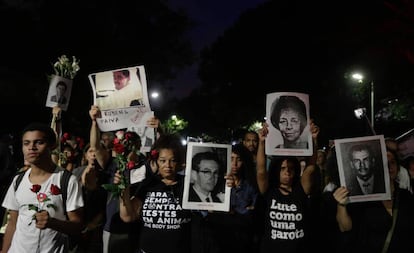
[1,0,413,154]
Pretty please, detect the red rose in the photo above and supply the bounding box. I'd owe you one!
[113,138,121,145]
[30,184,41,193]
[125,132,133,141]
[150,149,159,160]
[75,137,85,149]
[62,132,71,141]
[50,184,61,195]
[127,161,136,170]
[78,138,85,150]
[113,143,125,154]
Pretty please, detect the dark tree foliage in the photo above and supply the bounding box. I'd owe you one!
[0,0,195,137]
[178,0,414,145]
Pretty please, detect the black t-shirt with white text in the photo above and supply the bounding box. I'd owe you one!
[136,174,191,253]
[260,184,309,253]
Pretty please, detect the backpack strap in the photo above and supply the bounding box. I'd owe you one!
[60,169,72,220]
[14,170,27,191]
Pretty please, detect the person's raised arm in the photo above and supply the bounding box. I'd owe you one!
[256,123,269,194]
[307,118,320,166]
[301,119,320,194]
[89,105,109,169]
[147,115,163,139]
[301,164,315,195]
[333,186,352,232]
[50,106,62,164]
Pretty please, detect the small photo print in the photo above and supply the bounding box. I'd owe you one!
[127,111,155,153]
[182,142,231,211]
[45,75,73,111]
[335,135,391,203]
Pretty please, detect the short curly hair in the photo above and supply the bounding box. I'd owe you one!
[270,95,307,133]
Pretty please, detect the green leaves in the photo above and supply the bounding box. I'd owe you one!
[46,204,57,210]
[102,182,124,198]
[28,204,39,212]
[102,155,131,198]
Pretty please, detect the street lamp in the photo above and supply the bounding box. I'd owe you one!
[351,72,375,129]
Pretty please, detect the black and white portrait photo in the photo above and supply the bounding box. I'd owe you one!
[182,142,231,211]
[335,135,391,203]
[265,92,313,156]
[45,75,73,111]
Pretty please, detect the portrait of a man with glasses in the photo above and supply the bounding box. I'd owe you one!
[189,151,225,203]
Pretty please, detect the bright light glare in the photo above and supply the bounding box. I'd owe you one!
[351,73,364,83]
[151,92,159,98]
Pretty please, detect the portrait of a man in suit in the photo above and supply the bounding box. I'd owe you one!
[346,143,386,196]
[50,81,68,105]
[189,151,224,203]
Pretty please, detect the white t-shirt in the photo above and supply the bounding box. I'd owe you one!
[2,168,84,253]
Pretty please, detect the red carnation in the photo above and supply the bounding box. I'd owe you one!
[30,184,41,193]
[50,184,61,195]
[37,193,48,202]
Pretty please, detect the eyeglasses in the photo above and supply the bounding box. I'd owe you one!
[198,170,219,177]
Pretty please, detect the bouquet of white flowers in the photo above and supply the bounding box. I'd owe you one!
[51,54,80,80]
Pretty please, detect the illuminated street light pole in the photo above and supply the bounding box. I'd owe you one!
[351,73,375,129]
[370,80,374,129]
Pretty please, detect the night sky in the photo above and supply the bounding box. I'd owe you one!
[0,0,413,146]
[166,0,267,98]
[0,0,267,137]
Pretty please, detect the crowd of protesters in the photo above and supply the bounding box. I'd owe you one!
[0,103,413,253]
